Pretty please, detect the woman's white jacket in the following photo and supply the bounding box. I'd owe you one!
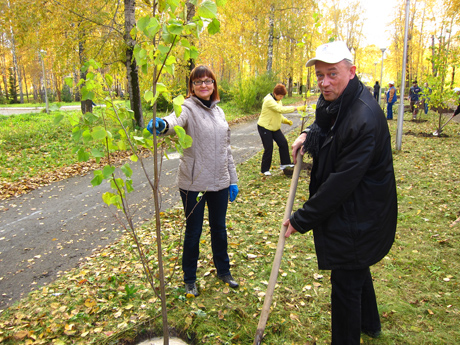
[162,96,238,192]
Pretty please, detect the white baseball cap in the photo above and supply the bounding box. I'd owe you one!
[306,41,354,67]
[389,81,395,85]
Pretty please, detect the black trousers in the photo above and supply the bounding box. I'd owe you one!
[330,267,381,345]
[257,125,291,173]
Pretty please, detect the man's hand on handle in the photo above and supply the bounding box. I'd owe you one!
[283,218,298,238]
[291,132,307,164]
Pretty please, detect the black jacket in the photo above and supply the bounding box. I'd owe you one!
[290,82,397,270]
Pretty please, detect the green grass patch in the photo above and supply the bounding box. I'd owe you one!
[1,110,459,344]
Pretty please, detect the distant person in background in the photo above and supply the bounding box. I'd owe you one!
[257,84,306,176]
[373,81,380,100]
[386,81,397,120]
[409,81,421,120]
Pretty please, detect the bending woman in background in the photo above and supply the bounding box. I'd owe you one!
[257,84,305,176]
[148,65,239,297]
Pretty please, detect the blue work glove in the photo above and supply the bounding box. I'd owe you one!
[229,184,239,202]
[147,118,166,135]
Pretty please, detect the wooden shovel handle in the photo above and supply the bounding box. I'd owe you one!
[253,151,303,345]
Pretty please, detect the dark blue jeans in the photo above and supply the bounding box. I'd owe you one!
[387,102,395,120]
[180,188,230,284]
[331,267,381,344]
[257,125,292,173]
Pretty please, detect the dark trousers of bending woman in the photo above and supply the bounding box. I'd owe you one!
[180,188,230,284]
[257,125,292,173]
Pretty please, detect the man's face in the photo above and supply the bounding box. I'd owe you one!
[315,60,356,101]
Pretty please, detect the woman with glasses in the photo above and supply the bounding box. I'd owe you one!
[257,84,305,176]
[148,65,239,298]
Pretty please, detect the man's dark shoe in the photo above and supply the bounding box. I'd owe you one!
[219,274,239,288]
[362,329,381,338]
[185,282,199,297]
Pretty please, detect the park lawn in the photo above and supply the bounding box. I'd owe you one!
[0,109,459,344]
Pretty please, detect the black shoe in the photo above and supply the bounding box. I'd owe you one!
[219,274,239,288]
[185,282,199,297]
[362,329,381,338]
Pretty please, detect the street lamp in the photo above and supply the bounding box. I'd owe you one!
[378,48,387,108]
[39,50,49,114]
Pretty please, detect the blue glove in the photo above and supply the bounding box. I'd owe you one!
[147,118,166,135]
[229,184,239,202]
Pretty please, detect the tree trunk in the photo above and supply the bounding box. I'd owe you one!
[7,0,23,103]
[185,0,196,94]
[124,0,143,128]
[78,34,93,114]
[22,66,29,102]
[266,4,274,72]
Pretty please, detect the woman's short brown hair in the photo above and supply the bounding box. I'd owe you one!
[273,83,287,96]
[187,65,220,102]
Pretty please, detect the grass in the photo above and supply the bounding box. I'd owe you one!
[0,105,459,344]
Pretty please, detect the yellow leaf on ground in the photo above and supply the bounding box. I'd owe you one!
[13,330,28,340]
[84,298,96,308]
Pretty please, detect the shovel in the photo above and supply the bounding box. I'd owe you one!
[433,113,456,136]
[253,150,303,345]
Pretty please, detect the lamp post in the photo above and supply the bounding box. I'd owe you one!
[39,50,49,114]
[378,47,387,108]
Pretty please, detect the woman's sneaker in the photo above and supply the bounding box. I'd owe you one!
[263,171,271,176]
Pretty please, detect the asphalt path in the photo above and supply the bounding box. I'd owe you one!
[0,109,310,311]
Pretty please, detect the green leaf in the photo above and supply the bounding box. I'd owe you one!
[207,18,220,34]
[173,95,185,117]
[91,148,105,158]
[158,44,170,55]
[216,0,226,6]
[102,191,115,205]
[130,155,139,162]
[64,76,73,88]
[111,178,126,196]
[72,127,82,142]
[54,114,64,125]
[105,74,113,88]
[92,127,107,141]
[117,140,127,151]
[189,46,199,60]
[121,163,133,178]
[77,148,90,162]
[126,179,134,193]
[82,130,92,143]
[91,170,104,186]
[167,23,183,35]
[144,90,154,102]
[197,0,217,19]
[102,165,116,178]
[166,0,180,12]
[174,125,193,149]
[146,18,160,38]
[137,16,151,31]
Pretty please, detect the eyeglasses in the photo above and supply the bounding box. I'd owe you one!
[192,79,214,86]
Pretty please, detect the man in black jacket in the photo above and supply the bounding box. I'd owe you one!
[283,41,397,344]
